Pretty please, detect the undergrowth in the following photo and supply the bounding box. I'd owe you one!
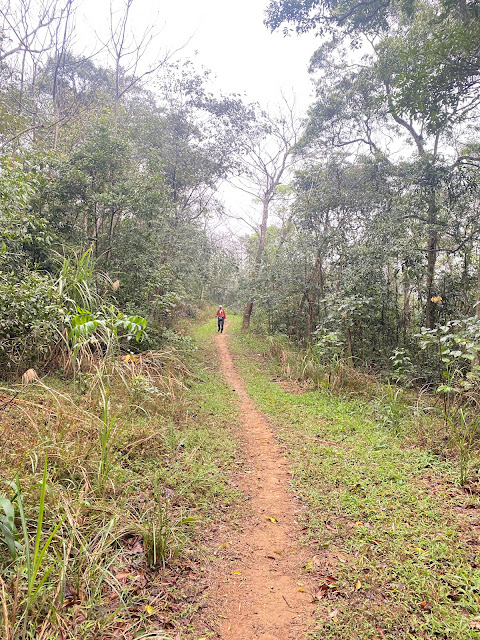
[0,316,240,640]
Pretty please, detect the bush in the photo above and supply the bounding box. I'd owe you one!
[0,270,65,375]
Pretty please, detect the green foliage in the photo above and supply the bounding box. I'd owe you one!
[390,349,414,383]
[136,485,197,568]
[0,271,65,373]
[0,157,52,271]
[446,409,480,486]
[418,319,480,483]
[66,305,147,378]
[418,318,480,391]
[0,493,20,560]
[305,330,347,391]
[56,249,98,311]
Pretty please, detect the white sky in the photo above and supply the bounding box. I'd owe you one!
[78,0,319,112]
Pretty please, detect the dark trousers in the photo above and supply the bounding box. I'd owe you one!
[217,317,224,332]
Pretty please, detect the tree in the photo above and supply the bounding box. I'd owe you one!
[231,99,302,330]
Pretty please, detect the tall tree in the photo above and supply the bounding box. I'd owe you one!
[232,99,302,330]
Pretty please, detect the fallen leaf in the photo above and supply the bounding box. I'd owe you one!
[145,604,153,615]
[114,572,131,583]
[266,516,278,523]
[355,579,362,591]
[314,577,338,600]
[63,583,81,607]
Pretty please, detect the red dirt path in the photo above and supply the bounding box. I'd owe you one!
[210,330,316,640]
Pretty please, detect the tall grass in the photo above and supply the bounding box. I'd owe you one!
[97,389,119,494]
[0,459,63,639]
[135,484,197,569]
[0,320,238,639]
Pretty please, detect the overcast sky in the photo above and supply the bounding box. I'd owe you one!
[79,0,319,111]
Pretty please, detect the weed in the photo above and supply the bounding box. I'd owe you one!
[135,485,197,569]
[0,459,63,639]
[0,492,19,560]
[98,389,119,493]
[446,409,480,485]
[377,380,405,434]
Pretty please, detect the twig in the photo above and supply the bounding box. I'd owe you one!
[0,390,21,412]
[282,594,292,608]
[0,575,10,640]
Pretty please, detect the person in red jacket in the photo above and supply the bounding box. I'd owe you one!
[216,305,226,333]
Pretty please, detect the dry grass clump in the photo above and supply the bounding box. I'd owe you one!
[260,334,378,397]
[0,347,207,640]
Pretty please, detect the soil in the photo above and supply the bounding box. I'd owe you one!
[208,329,316,640]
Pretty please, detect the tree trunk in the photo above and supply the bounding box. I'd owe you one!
[475,244,480,369]
[425,192,438,329]
[242,197,271,331]
[401,279,411,343]
[476,244,480,322]
[306,293,314,340]
[242,301,254,330]
[318,257,327,317]
[425,231,438,328]
[304,254,326,341]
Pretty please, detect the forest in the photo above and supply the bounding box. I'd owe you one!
[1,0,480,638]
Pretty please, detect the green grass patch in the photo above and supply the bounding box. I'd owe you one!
[231,330,480,640]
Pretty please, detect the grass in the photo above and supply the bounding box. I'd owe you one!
[230,327,480,640]
[5,309,479,639]
[0,314,242,639]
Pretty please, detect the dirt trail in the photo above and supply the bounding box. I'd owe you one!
[212,330,315,640]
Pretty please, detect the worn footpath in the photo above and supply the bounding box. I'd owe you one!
[209,329,316,640]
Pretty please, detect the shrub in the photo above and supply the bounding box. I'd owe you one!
[0,271,65,375]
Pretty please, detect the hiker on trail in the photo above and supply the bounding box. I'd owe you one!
[216,305,226,333]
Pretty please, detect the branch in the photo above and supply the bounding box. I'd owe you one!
[0,1,64,62]
[384,82,424,154]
